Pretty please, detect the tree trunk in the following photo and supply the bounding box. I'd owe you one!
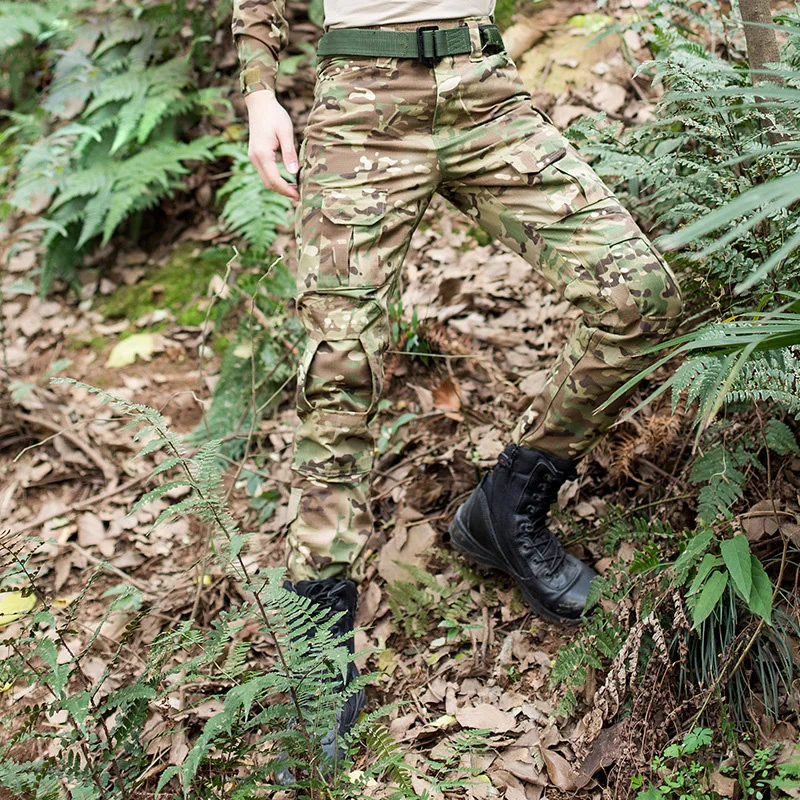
[739,0,782,85]
[739,0,786,144]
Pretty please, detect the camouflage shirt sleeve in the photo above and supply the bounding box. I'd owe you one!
[231,0,288,95]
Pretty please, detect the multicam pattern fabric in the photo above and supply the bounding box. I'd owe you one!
[232,0,287,93]
[281,18,683,580]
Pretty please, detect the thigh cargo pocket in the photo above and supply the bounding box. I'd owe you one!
[501,130,566,179]
[503,134,613,219]
[319,187,388,288]
[602,235,682,325]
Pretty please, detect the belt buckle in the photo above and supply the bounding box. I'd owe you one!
[479,25,502,55]
[416,25,439,66]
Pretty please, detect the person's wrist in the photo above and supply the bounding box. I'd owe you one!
[245,87,277,104]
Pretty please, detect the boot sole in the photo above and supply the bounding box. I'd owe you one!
[449,513,582,627]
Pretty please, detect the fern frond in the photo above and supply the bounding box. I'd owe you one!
[0,2,59,50]
[216,142,293,253]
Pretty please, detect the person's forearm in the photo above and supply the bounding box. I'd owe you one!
[231,0,288,95]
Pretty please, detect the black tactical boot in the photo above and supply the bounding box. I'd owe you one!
[276,578,366,784]
[449,444,597,625]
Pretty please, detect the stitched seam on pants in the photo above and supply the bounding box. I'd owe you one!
[519,328,599,443]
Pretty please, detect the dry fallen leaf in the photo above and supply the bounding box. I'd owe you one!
[781,523,800,548]
[355,581,382,627]
[742,500,783,543]
[519,370,549,398]
[432,376,462,413]
[376,519,436,584]
[456,703,517,733]
[498,748,546,784]
[709,770,737,797]
[541,748,578,791]
[576,722,627,788]
[592,81,627,114]
[106,332,157,368]
[503,18,547,60]
[0,591,36,628]
[78,513,114,558]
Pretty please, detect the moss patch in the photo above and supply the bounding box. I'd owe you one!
[64,332,107,351]
[463,225,494,249]
[98,243,228,326]
[494,0,519,30]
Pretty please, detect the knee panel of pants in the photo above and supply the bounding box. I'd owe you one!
[296,292,389,419]
[604,236,683,335]
[563,228,682,338]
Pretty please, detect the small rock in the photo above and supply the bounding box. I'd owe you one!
[592,81,627,114]
[623,29,643,52]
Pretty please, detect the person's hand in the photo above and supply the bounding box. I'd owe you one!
[245,91,299,200]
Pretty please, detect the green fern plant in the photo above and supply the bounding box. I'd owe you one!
[634,729,800,799]
[386,561,478,642]
[5,4,225,293]
[216,142,294,254]
[185,259,302,460]
[550,607,627,717]
[0,2,62,51]
[572,8,800,307]
[0,378,489,799]
[0,1,89,104]
[602,305,800,433]
[689,443,761,525]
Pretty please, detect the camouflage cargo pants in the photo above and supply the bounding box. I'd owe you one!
[287,17,682,580]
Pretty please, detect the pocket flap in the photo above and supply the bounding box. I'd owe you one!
[322,188,388,226]
[502,139,566,174]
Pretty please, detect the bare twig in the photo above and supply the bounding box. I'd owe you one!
[15,412,119,491]
[67,541,157,597]
[12,474,147,535]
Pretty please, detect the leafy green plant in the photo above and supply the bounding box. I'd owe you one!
[386,561,476,642]
[603,305,800,435]
[602,513,680,557]
[0,382,487,799]
[683,533,772,627]
[376,412,419,456]
[688,442,761,526]
[5,3,224,292]
[668,529,797,722]
[575,6,800,307]
[216,142,293,255]
[0,0,88,105]
[633,727,716,800]
[186,257,302,462]
[633,728,800,800]
[553,512,797,727]
[572,6,800,457]
[550,607,627,717]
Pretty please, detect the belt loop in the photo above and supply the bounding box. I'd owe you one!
[466,20,483,61]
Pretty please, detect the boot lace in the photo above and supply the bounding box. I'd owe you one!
[517,472,567,575]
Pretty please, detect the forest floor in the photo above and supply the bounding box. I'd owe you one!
[2,1,794,797]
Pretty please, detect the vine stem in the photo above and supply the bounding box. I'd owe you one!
[2,542,127,800]
[157,427,336,798]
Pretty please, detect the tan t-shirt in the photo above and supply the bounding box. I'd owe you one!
[324,0,496,28]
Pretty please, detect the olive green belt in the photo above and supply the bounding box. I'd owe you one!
[317,24,505,66]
